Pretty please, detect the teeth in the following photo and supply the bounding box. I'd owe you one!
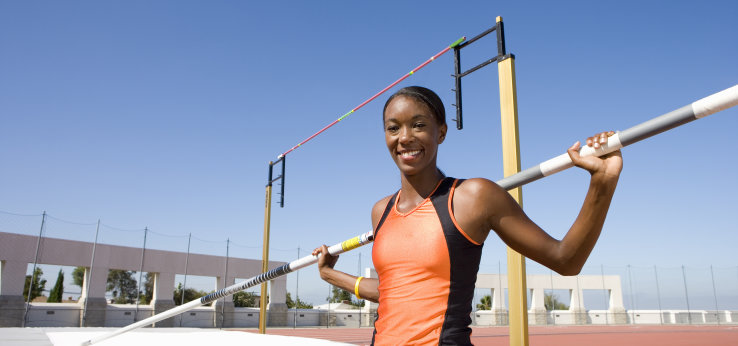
[400,150,421,158]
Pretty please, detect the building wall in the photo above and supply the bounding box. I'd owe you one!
[0,231,287,327]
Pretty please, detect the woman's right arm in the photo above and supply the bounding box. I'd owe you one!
[313,245,379,303]
[312,195,391,303]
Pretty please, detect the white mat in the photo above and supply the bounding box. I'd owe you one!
[46,329,353,346]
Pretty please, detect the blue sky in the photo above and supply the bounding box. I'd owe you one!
[2,1,737,306]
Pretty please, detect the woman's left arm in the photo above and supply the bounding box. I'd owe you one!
[455,132,622,275]
[555,131,622,274]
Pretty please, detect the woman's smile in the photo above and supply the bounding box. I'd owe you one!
[398,149,423,161]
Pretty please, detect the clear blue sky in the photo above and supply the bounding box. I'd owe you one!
[2,1,737,306]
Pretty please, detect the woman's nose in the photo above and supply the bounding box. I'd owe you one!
[399,126,413,143]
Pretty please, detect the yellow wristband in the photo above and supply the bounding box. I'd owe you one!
[354,276,364,300]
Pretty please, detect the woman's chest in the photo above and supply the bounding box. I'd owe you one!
[373,209,450,276]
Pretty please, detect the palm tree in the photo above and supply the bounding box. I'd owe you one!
[544,292,569,310]
[476,295,492,310]
[24,267,47,302]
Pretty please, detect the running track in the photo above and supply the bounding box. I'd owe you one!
[240,325,738,345]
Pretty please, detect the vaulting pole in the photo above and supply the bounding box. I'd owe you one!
[81,232,374,346]
[495,84,738,190]
[81,83,737,345]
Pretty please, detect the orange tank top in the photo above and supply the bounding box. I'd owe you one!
[372,178,483,345]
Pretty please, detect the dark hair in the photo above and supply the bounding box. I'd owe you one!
[382,86,446,126]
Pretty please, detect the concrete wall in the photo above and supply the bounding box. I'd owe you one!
[476,273,627,324]
[473,309,736,326]
[12,303,738,328]
[0,231,286,327]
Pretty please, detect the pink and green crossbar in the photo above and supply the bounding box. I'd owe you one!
[277,36,466,159]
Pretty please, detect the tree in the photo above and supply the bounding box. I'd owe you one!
[106,270,138,304]
[233,291,258,307]
[328,285,362,308]
[476,295,492,310]
[173,283,208,305]
[328,285,352,303]
[72,266,85,288]
[286,292,313,309]
[24,267,47,302]
[544,292,569,311]
[139,273,154,304]
[47,269,65,303]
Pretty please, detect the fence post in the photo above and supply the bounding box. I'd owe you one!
[627,265,635,324]
[134,227,148,322]
[653,266,663,325]
[81,219,101,326]
[548,268,554,326]
[22,211,46,327]
[681,265,692,324]
[294,246,299,329]
[179,233,191,327]
[600,265,609,325]
[710,265,720,325]
[220,238,230,328]
[327,284,331,329]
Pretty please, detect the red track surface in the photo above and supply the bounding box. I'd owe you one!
[239,325,738,345]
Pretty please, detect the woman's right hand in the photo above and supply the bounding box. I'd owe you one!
[312,244,380,303]
[312,245,339,279]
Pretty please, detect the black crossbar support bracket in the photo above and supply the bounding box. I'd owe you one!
[452,19,509,130]
[267,156,286,208]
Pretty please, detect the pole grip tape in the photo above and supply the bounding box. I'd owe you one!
[539,133,623,177]
[341,236,362,251]
[692,84,738,119]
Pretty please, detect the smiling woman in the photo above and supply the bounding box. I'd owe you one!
[312,86,623,345]
[382,86,447,184]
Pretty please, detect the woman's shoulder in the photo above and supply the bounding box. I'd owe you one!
[455,177,509,204]
[372,194,395,217]
[456,177,503,193]
[371,194,396,231]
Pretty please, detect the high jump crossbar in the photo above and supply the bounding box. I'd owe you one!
[82,83,737,346]
[277,36,466,160]
[268,36,466,209]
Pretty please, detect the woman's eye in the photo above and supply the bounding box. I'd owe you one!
[413,122,426,129]
[386,125,399,133]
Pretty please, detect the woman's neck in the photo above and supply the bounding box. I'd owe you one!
[398,168,445,207]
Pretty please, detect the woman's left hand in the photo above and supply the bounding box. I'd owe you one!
[567,131,623,181]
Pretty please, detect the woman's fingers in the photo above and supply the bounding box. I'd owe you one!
[586,131,615,149]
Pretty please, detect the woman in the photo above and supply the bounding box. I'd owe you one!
[313,86,622,345]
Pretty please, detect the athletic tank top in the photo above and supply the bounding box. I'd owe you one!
[372,178,483,345]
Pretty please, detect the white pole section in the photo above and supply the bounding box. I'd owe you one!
[496,84,738,190]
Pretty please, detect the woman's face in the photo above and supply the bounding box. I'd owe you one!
[383,95,447,176]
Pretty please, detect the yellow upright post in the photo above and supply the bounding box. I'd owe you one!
[259,166,274,334]
[496,16,529,346]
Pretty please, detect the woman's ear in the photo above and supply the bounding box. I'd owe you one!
[438,123,448,144]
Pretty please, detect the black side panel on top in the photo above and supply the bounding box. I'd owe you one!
[431,178,483,346]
